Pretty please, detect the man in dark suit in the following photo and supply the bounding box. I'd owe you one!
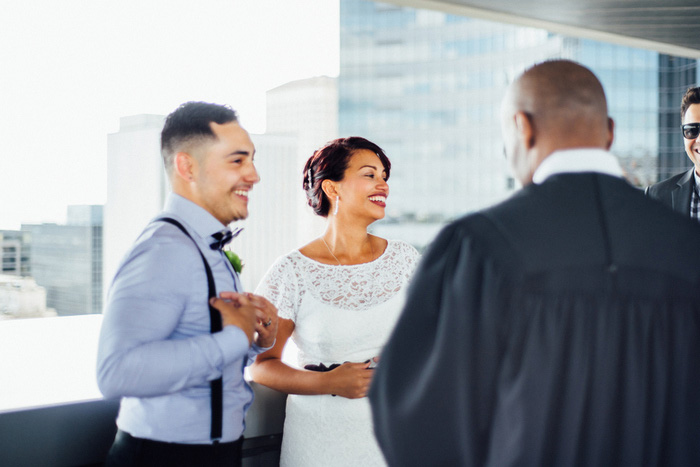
[645,86,700,220]
[369,60,700,466]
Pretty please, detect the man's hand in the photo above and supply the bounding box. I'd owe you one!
[214,292,279,348]
[209,296,257,344]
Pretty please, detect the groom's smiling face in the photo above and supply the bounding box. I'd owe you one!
[189,121,260,225]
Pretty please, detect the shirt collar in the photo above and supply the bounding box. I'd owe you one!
[693,168,700,193]
[163,193,230,240]
[532,148,624,185]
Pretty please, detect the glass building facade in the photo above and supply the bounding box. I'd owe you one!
[339,0,698,248]
[22,206,103,317]
[0,230,31,276]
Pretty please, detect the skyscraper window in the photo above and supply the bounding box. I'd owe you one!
[340,0,698,248]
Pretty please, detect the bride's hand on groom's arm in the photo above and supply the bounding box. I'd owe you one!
[326,361,374,399]
[212,292,279,348]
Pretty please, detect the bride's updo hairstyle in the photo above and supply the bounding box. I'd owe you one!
[303,137,391,217]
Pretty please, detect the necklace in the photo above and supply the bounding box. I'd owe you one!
[320,236,374,266]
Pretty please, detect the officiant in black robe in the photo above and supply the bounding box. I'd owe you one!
[369,60,700,466]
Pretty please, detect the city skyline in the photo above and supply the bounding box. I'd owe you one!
[3,0,697,235]
[339,0,697,252]
[0,0,340,230]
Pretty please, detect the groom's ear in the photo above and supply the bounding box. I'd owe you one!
[174,152,196,182]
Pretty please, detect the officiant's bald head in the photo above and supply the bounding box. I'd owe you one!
[501,60,615,185]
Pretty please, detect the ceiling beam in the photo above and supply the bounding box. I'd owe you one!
[385,0,700,59]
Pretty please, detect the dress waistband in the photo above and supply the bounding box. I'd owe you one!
[304,359,376,372]
[303,363,341,372]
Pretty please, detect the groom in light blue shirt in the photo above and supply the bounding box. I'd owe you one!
[97,102,279,466]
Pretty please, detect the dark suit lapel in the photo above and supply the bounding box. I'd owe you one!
[672,168,695,215]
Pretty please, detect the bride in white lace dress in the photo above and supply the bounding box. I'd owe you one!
[250,137,420,467]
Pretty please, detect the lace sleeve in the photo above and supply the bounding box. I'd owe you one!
[254,255,300,322]
[395,240,421,282]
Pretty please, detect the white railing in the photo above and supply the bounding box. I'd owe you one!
[0,314,104,413]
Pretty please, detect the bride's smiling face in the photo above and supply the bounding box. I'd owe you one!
[334,149,389,221]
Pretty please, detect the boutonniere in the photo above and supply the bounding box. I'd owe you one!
[224,250,244,274]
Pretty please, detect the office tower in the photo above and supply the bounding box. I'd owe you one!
[234,133,300,290]
[264,77,337,242]
[237,76,337,289]
[22,205,103,316]
[658,56,699,179]
[0,275,55,320]
[0,230,31,276]
[339,0,698,247]
[104,114,168,292]
[266,76,338,148]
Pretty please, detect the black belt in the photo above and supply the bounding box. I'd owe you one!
[304,360,376,372]
[304,363,341,372]
[304,361,376,397]
[107,430,243,467]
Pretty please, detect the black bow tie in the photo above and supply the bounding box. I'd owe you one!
[210,227,242,251]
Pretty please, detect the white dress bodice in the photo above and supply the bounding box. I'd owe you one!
[255,239,420,467]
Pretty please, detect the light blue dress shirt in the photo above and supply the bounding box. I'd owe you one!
[97,193,264,444]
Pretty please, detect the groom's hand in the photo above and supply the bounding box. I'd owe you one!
[218,292,279,348]
[209,296,257,345]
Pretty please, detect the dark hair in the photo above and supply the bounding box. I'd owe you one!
[160,101,238,173]
[303,137,391,217]
[681,87,700,121]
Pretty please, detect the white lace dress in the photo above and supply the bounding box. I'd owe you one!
[255,239,420,467]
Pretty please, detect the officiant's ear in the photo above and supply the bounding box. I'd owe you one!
[174,152,196,182]
[514,111,535,150]
[606,116,615,150]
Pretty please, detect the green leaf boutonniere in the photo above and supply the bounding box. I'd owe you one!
[224,250,244,274]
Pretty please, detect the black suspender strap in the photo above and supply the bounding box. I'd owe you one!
[156,217,223,442]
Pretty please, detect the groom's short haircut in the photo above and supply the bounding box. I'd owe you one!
[160,101,239,175]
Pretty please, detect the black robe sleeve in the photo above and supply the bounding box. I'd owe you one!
[369,217,508,466]
[369,176,700,466]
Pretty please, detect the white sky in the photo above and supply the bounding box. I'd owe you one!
[0,0,339,230]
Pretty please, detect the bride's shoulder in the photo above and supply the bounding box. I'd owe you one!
[263,250,302,276]
[386,239,420,258]
[297,239,321,259]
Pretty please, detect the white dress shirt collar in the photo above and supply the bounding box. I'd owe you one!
[532,148,624,185]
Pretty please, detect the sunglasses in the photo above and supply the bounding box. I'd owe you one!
[681,123,700,139]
